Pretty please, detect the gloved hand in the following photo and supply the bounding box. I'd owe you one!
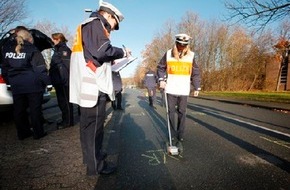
[159,81,166,89]
[193,90,199,97]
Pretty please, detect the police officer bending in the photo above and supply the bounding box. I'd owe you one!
[70,1,131,176]
[1,27,51,140]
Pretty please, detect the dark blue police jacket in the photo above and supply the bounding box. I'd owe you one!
[1,40,50,95]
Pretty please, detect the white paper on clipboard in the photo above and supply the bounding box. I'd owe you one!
[111,57,137,72]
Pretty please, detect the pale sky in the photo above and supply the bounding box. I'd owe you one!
[26,0,227,77]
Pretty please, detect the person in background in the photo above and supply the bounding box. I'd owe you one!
[157,33,201,142]
[159,77,166,107]
[69,1,131,176]
[144,68,158,107]
[1,27,50,140]
[50,33,74,129]
[111,71,123,110]
[0,26,31,68]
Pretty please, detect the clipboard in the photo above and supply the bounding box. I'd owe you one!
[111,57,137,72]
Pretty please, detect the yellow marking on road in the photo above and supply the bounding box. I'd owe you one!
[260,136,290,149]
[167,154,180,160]
[164,153,166,164]
[141,149,181,165]
[141,152,161,166]
[146,149,164,153]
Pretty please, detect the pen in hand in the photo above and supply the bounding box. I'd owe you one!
[122,44,131,57]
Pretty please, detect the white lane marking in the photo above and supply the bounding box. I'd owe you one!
[226,115,290,138]
[131,112,145,116]
[104,112,113,126]
[190,111,206,116]
[30,148,49,154]
[239,155,269,166]
[194,105,290,138]
[260,136,290,149]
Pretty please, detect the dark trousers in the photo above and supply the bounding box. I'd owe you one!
[13,92,45,139]
[147,87,156,106]
[54,84,74,126]
[160,89,165,107]
[111,91,122,109]
[167,94,188,140]
[80,92,107,175]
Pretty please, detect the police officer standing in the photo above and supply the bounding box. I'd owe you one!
[70,1,131,176]
[112,71,123,110]
[1,28,50,140]
[157,33,201,142]
[144,68,157,107]
[50,33,73,129]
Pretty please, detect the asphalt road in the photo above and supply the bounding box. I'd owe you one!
[95,88,290,190]
[0,88,289,190]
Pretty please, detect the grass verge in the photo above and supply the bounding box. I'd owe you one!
[199,91,290,104]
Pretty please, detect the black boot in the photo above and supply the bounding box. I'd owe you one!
[111,101,116,110]
[149,96,153,106]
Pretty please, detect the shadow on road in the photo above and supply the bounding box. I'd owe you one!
[187,103,290,174]
[95,91,178,189]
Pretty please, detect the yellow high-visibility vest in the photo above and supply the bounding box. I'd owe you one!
[165,49,194,96]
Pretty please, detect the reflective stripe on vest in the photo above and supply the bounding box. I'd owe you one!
[70,17,114,107]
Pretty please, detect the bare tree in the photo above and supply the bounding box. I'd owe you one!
[136,9,281,91]
[279,20,290,39]
[33,20,74,47]
[135,21,177,84]
[225,0,290,31]
[0,0,27,37]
